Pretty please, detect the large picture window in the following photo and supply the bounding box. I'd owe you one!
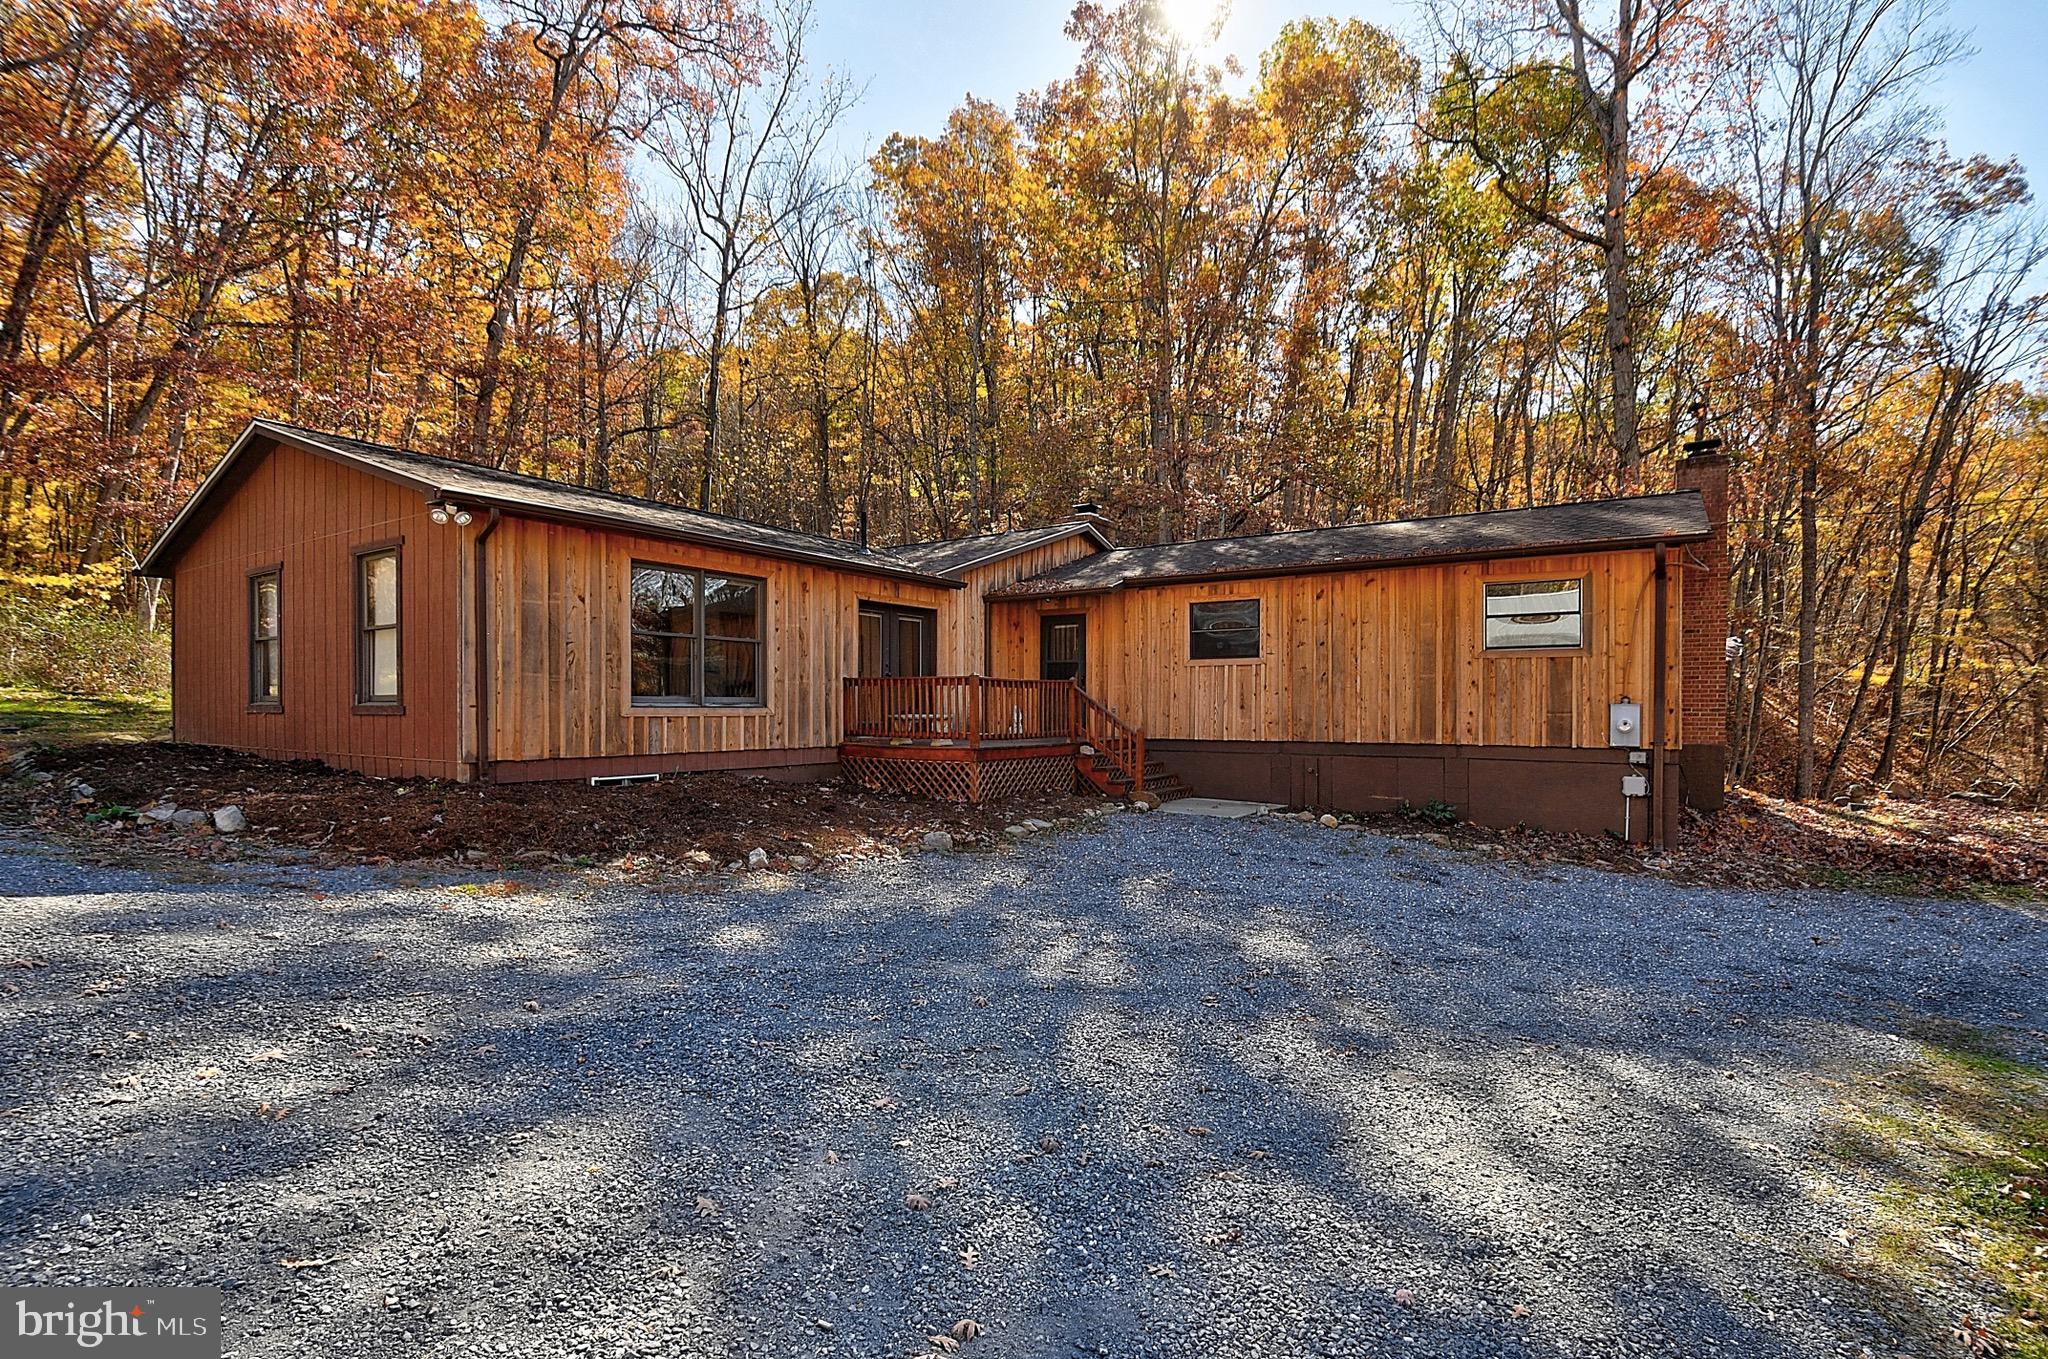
[249,568,281,707]
[355,547,401,704]
[1189,599,1260,660]
[1484,578,1584,650]
[630,563,762,705]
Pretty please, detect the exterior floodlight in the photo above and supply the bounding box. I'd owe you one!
[453,509,473,526]
[429,503,450,524]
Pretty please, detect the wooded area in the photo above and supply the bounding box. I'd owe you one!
[2,0,2043,802]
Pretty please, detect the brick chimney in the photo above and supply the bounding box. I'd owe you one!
[1674,440,1731,812]
[1066,500,1116,546]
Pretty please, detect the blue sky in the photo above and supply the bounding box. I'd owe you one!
[809,0,2045,184]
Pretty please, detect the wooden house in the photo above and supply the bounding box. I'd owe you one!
[138,420,1730,845]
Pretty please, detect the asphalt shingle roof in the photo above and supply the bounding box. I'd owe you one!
[247,421,948,582]
[885,523,1104,576]
[986,492,1711,597]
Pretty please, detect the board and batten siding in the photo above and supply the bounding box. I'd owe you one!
[985,549,1683,750]
[168,439,463,778]
[473,515,961,777]
[944,532,1103,673]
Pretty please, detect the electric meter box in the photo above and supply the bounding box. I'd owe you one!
[1621,773,1649,798]
[1608,700,1642,748]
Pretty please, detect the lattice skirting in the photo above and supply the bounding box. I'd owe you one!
[841,751,1076,804]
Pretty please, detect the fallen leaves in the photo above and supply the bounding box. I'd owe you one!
[693,1195,720,1218]
[277,1256,334,1270]
[957,1245,979,1270]
[903,1192,933,1211]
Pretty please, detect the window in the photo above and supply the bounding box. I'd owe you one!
[356,547,401,704]
[248,569,281,707]
[1484,578,1584,650]
[630,564,762,704]
[1189,599,1260,660]
[858,604,935,677]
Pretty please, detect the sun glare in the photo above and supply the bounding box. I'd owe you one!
[1156,0,1221,45]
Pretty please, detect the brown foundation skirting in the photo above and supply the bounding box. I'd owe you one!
[486,747,839,784]
[1148,739,1691,843]
[1676,744,1726,812]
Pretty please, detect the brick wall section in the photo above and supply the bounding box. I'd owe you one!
[1674,452,1730,806]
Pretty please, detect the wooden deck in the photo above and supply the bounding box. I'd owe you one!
[838,676,1181,804]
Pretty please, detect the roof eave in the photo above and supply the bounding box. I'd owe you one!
[442,490,965,588]
[932,522,1113,578]
[138,419,961,588]
[986,530,1709,600]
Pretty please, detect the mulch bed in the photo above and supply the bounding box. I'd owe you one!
[0,741,1096,872]
[4,740,2043,899]
[1354,788,2048,899]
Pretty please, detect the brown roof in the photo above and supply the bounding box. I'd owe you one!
[886,522,1110,577]
[989,492,1710,597]
[139,421,960,585]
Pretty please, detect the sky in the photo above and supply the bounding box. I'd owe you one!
[808,0,2047,184]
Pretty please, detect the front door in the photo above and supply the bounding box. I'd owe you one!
[1040,614,1086,684]
[859,604,936,677]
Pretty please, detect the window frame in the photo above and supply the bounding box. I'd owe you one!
[352,540,404,713]
[246,563,283,712]
[627,560,767,709]
[1481,574,1588,654]
[1188,597,1263,662]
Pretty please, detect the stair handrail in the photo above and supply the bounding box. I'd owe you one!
[1071,683,1145,795]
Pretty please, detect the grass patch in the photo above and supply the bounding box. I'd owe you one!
[1824,1021,2048,1355]
[0,688,170,747]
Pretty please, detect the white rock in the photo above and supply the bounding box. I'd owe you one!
[746,847,770,870]
[686,850,713,865]
[1319,813,1340,828]
[140,803,177,823]
[169,809,208,828]
[1022,818,1053,832]
[1004,824,1031,838]
[921,831,955,852]
[212,805,247,834]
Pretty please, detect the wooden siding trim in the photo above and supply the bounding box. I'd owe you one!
[985,548,1682,752]
[167,441,461,780]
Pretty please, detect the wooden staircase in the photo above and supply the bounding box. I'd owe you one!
[1071,686,1190,804]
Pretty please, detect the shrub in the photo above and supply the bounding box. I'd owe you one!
[0,573,169,697]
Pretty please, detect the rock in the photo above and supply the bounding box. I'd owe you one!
[1319,813,1340,828]
[1128,801,1153,814]
[169,809,208,829]
[461,849,486,863]
[212,805,247,834]
[746,848,770,870]
[1004,825,1031,839]
[139,803,178,824]
[1022,818,1053,832]
[921,831,955,853]
[25,770,53,785]
[686,850,713,865]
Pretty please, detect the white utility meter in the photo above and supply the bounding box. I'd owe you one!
[1608,700,1642,748]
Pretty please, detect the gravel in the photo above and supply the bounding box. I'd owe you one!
[1,813,2043,1358]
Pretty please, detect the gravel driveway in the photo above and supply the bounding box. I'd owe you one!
[2,812,2042,1358]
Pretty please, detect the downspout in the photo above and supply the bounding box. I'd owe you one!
[1651,543,1670,851]
[471,508,502,783]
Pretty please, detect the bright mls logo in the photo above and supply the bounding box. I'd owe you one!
[3,1289,220,1357]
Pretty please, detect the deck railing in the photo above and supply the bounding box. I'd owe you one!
[842,675,1075,745]
[842,674,1147,793]
[1072,684,1146,793]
